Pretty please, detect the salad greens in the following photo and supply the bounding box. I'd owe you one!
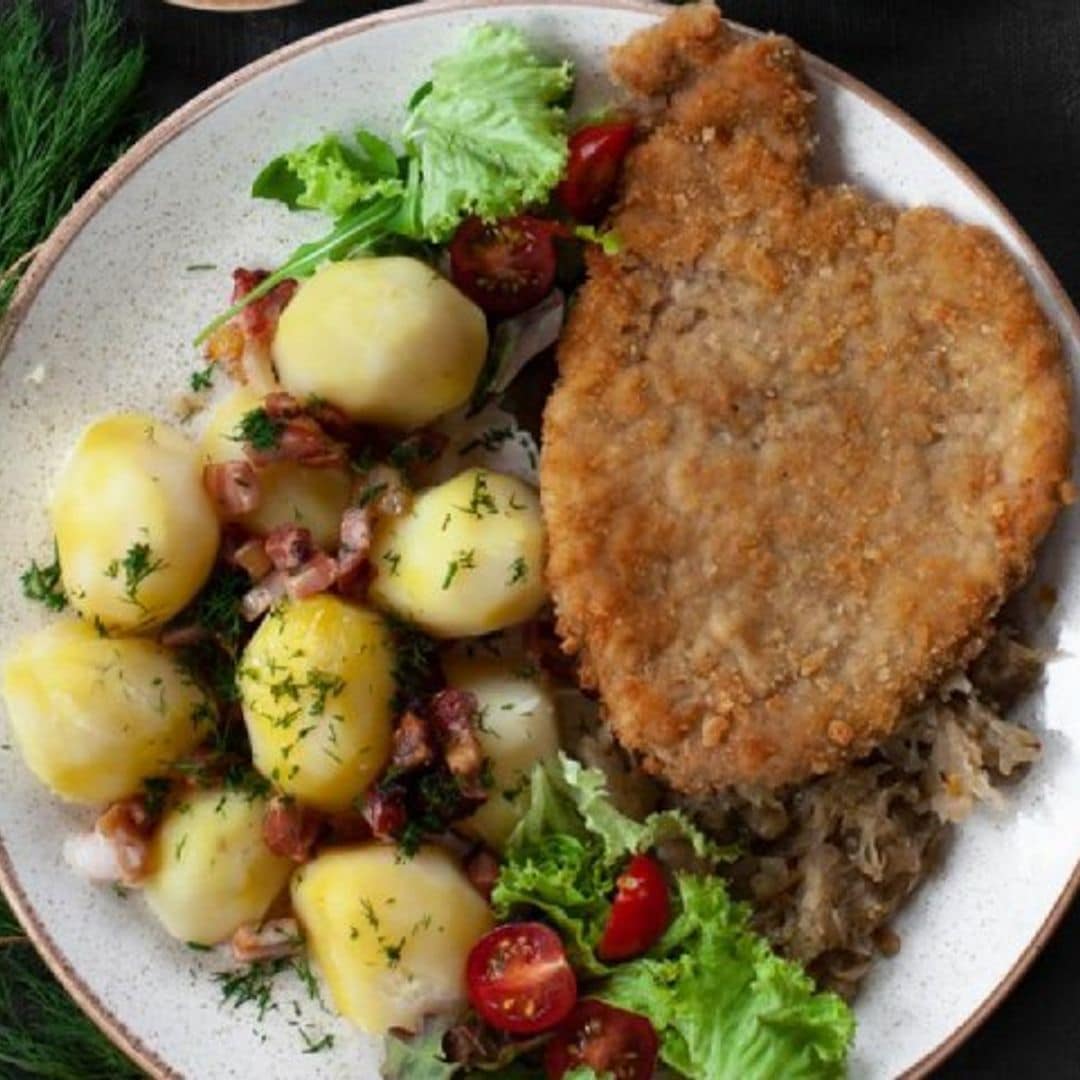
[195,25,572,345]
[388,755,855,1079]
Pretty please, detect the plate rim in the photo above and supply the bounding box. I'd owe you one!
[1,1,1077,1076]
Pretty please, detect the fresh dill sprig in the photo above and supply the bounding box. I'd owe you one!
[0,0,145,313]
[231,407,283,452]
[105,541,165,608]
[20,544,67,611]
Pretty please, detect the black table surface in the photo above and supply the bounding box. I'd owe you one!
[30,0,1080,1077]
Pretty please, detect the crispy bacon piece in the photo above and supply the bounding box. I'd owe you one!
[263,391,304,419]
[230,918,302,964]
[241,569,288,620]
[244,414,348,470]
[362,785,408,841]
[285,551,338,600]
[464,848,500,901]
[429,689,485,789]
[203,461,261,516]
[232,537,273,581]
[325,810,373,844]
[262,796,323,863]
[69,798,157,885]
[265,524,316,573]
[336,506,373,598]
[231,269,297,343]
[305,399,352,439]
[390,711,437,774]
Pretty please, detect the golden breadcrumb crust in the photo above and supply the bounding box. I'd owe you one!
[541,4,1072,792]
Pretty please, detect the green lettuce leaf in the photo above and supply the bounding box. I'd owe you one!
[382,1018,457,1080]
[402,24,573,239]
[253,132,403,217]
[492,756,731,974]
[601,875,855,1080]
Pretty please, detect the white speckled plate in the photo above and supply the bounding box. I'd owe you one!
[1,2,1077,1077]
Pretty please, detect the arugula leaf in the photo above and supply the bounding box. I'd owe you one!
[403,24,572,239]
[601,875,855,1080]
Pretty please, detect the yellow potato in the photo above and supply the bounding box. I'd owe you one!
[1,620,212,804]
[51,413,219,632]
[144,788,292,945]
[445,657,559,850]
[272,258,488,428]
[238,595,394,811]
[292,845,493,1032]
[200,388,352,550]
[369,468,545,637]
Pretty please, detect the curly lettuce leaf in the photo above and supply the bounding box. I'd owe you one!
[253,131,403,217]
[601,875,855,1080]
[403,24,573,239]
[492,756,731,974]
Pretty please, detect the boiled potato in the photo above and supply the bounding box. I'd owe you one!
[238,595,394,811]
[51,413,219,632]
[200,388,351,550]
[272,258,487,428]
[0,620,212,804]
[445,657,558,850]
[292,845,493,1032]
[143,788,292,945]
[369,468,545,637]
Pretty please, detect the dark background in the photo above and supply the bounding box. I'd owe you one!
[28,0,1080,1076]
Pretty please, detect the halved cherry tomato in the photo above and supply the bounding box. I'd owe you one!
[449,215,558,317]
[544,999,659,1080]
[466,922,577,1035]
[555,121,636,224]
[597,854,670,962]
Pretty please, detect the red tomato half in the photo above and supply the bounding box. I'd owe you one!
[597,854,671,962]
[555,121,635,223]
[544,999,660,1080]
[448,215,558,317]
[466,922,577,1035]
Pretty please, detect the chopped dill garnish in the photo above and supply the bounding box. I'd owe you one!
[459,426,515,455]
[231,407,283,452]
[386,617,440,711]
[507,556,528,585]
[20,546,67,611]
[300,1030,335,1054]
[105,541,165,608]
[215,958,291,1021]
[189,364,215,392]
[141,776,172,818]
[454,471,498,519]
[442,548,477,590]
[381,549,402,576]
[186,941,213,951]
[357,481,388,508]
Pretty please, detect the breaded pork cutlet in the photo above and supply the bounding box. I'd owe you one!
[541,4,1072,793]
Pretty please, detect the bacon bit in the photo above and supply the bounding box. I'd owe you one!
[263,391,303,419]
[305,399,352,439]
[159,623,211,649]
[262,796,323,863]
[230,918,303,964]
[67,798,157,885]
[240,569,288,620]
[244,414,348,470]
[429,689,485,788]
[203,461,261,516]
[232,537,273,581]
[265,524,316,573]
[204,322,245,368]
[362,785,408,841]
[390,711,436,774]
[336,506,373,598]
[286,551,338,600]
[464,848,500,901]
[231,269,297,344]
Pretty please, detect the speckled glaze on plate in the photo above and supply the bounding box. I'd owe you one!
[0,2,1077,1077]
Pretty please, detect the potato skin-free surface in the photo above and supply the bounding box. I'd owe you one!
[272,257,488,428]
[369,468,546,638]
[291,845,493,1033]
[238,595,395,811]
[144,789,292,945]
[446,657,559,850]
[51,413,219,633]
[1,619,212,804]
[542,6,1072,792]
[200,388,352,550]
